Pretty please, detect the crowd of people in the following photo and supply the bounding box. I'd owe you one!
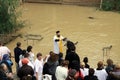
[0,31,120,80]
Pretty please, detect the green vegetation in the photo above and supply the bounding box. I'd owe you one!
[102,0,120,11]
[0,0,24,34]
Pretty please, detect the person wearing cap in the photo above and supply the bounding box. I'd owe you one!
[53,31,67,54]
[19,53,34,69]
[17,58,34,80]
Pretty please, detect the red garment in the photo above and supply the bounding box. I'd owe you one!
[75,71,84,80]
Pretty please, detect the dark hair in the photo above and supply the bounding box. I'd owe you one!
[36,53,42,58]
[17,42,21,47]
[27,45,32,52]
[67,41,76,51]
[89,68,95,76]
[22,50,27,55]
[24,53,30,58]
[61,60,69,67]
[83,57,88,63]
[56,31,60,34]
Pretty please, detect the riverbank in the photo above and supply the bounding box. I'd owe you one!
[6,3,120,75]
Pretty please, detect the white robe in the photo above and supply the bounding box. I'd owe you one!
[53,35,64,54]
[34,58,44,80]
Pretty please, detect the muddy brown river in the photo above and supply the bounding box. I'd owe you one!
[6,3,120,72]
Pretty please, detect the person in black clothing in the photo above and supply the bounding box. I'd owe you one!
[65,40,80,69]
[17,58,35,80]
[84,68,98,80]
[83,57,90,68]
[14,42,22,72]
[0,63,13,80]
[43,53,59,80]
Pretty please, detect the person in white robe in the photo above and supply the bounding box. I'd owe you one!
[53,31,67,54]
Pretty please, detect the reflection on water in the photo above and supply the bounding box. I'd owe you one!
[7,3,120,69]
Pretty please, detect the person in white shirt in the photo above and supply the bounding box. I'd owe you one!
[34,53,44,80]
[27,45,35,65]
[80,62,89,77]
[55,60,69,80]
[0,41,11,60]
[19,53,34,69]
[53,31,67,54]
[94,61,108,80]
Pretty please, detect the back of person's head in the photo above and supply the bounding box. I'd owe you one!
[67,69,77,80]
[59,52,63,58]
[24,53,30,58]
[22,49,27,55]
[61,60,69,67]
[80,62,85,68]
[83,57,88,63]
[89,68,95,76]
[49,51,54,55]
[22,75,33,80]
[48,53,59,62]
[17,42,21,47]
[21,58,29,65]
[0,63,8,71]
[106,59,113,66]
[27,45,32,52]
[97,61,104,69]
[114,64,120,70]
[67,40,76,51]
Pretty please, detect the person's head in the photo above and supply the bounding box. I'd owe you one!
[49,51,54,55]
[61,60,69,67]
[59,52,63,58]
[97,61,104,69]
[67,69,77,80]
[80,62,85,69]
[56,30,60,37]
[24,53,30,58]
[21,58,29,65]
[114,64,120,71]
[106,59,113,66]
[27,45,32,52]
[83,57,88,63]
[22,49,27,55]
[0,63,8,71]
[67,40,76,51]
[36,52,42,60]
[16,42,21,47]
[48,53,59,62]
[89,68,95,76]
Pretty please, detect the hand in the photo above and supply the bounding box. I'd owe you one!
[63,37,67,41]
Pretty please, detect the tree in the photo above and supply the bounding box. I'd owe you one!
[0,0,24,34]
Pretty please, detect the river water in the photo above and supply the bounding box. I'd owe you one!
[7,3,120,69]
